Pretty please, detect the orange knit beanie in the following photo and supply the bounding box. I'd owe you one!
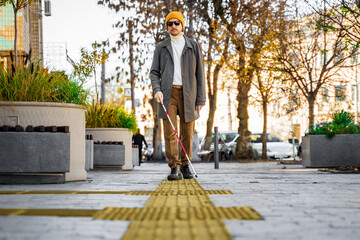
[165,11,185,27]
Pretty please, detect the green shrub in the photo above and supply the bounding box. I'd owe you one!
[308,110,360,138]
[56,74,89,105]
[85,101,137,133]
[0,63,88,105]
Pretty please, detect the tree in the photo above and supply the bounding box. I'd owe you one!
[0,0,38,67]
[252,66,284,159]
[195,0,230,151]
[274,4,358,129]
[217,0,281,159]
[307,0,360,46]
[73,42,109,102]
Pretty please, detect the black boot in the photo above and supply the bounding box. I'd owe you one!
[168,166,182,181]
[181,165,194,179]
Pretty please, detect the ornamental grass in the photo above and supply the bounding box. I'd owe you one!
[85,101,137,133]
[0,63,88,105]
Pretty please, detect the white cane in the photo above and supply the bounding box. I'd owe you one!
[161,103,198,178]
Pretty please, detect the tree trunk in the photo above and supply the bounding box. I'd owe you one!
[235,82,254,160]
[150,97,163,161]
[262,102,267,160]
[308,94,316,130]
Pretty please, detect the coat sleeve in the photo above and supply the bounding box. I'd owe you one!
[150,45,162,96]
[195,42,206,106]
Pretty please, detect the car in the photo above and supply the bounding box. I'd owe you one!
[226,132,297,159]
[197,133,229,161]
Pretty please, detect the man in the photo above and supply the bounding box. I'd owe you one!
[150,11,206,180]
[132,128,148,165]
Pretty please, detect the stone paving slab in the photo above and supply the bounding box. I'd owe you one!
[0,162,360,239]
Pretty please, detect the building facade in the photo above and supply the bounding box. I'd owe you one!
[0,2,44,68]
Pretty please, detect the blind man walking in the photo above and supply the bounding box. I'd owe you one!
[150,11,206,180]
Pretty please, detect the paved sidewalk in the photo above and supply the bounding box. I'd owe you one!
[0,162,359,240]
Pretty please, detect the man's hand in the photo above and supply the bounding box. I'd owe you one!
[196,105,203,111]
[155,91,163,104]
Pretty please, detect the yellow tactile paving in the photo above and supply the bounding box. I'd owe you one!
[0,178,262,240]
[114,179,261,240]
[92,206,262,221]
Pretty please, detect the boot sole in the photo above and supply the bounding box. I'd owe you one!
[167,175,183,181]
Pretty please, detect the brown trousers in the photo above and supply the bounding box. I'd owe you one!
[163,86,195,168]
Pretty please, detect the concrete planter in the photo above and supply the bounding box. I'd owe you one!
[86,128,133,170]
[0,102,86,181]
[93,144,125,170]
[302,134,360,167]
[0,132,70,184]
[85,139,94,171]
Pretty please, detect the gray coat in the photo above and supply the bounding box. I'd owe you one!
[150,35,206,122]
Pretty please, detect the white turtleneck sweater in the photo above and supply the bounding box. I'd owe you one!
[170,33,185,86]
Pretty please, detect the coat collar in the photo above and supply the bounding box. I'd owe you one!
[163,34,193,49]
[163,34,193,61]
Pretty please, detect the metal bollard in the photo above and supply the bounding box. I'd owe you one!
[214,127,219,169]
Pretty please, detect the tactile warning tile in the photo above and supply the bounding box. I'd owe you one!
[116,179,262,240]
[93,206,262,221]
[0,179,262,240]
[122,219,232,240]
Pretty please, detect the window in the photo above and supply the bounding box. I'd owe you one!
[335,86,346,102]
[352,85,359,101]
[351,46,358,64]
[334,43,344,64]
[321,51,327,66]
[322,87,329,102]
[290,52,300,68]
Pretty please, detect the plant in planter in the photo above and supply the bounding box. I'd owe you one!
[85,102,137,170]
[85,101,137,132]
[0,60,90,182]
[0,61,89,104]
[302,110,360,168]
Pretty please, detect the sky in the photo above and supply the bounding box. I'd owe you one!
[43,0,117,62]
[43,0,120,90]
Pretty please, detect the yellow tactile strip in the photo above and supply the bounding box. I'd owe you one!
[0,190,232,195]
[0,208,97,217]
[0,191,128,195]
[93,206,262,221]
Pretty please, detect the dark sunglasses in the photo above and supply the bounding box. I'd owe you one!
[167,21,181,27]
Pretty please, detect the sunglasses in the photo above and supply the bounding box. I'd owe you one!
[167,21,181,27]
